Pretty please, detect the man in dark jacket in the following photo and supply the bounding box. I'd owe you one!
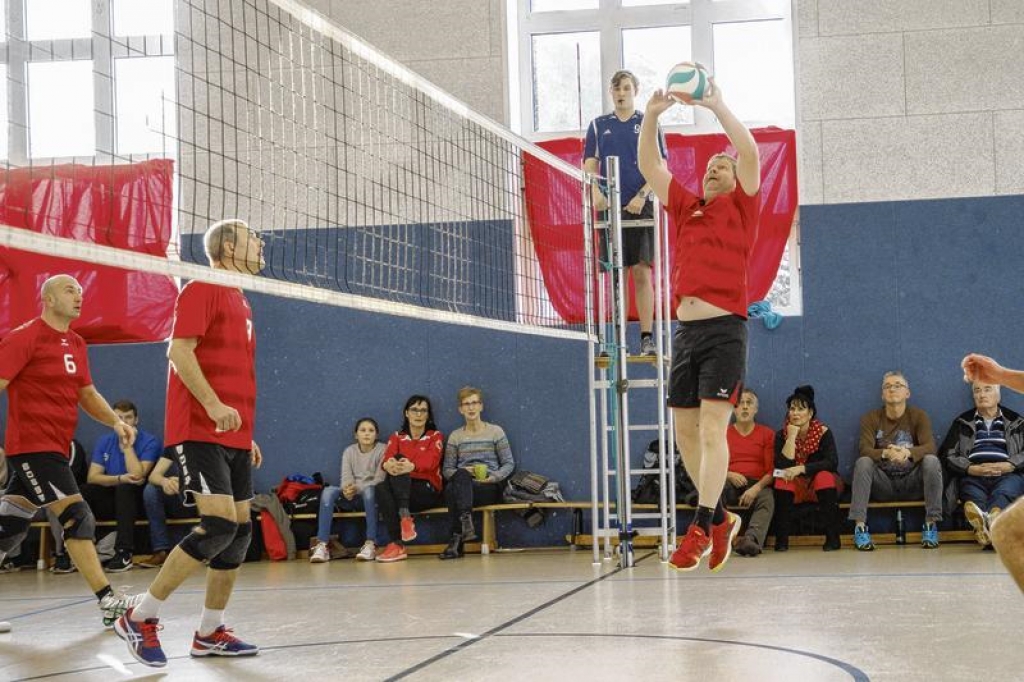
[939,381,1024,548]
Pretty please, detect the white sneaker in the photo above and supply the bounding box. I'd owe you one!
[356,541,376,561]
[309,542,330,563]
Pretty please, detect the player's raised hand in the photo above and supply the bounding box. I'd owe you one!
[962,353,1002,384]
[645,89,677,119]
[207,401,242,432]
[692,76,723,112]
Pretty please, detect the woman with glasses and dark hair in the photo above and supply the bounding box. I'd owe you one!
[771,385,843,552]
[374,395,444,563]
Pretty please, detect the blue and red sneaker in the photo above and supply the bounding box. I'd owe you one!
[191,625,260,657]
[114,607,166,668]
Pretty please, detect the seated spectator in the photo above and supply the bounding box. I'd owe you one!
[80,400,162,572]
[939,381,1024,548]
[722,388,775,557]
[141,449,191,568]
[439,387,515,560]
[375,395,444,563]
[849,372,941,550]
[310,417,387,563]
[772,385,842,552]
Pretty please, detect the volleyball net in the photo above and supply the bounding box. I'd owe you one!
[0,0,591,343]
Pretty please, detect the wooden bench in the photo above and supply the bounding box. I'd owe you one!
[22,499,969,568]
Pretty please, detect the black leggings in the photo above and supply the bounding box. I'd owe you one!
[375,474,442,543]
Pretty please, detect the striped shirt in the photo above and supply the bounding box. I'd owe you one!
[968,412,1009,464]
[443,422,515,483]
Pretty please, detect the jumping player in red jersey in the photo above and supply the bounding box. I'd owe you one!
[638,75,760,573]
[0,274,140,629]
[116,219,265,668]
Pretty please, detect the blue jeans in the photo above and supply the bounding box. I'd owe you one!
[143,483,191,552]
[316,485,381,545]
[959,473,1024,512]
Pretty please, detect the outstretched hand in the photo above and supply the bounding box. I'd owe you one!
[645,89,677,119]
[962,353,1003,384]
[691,76,723,112]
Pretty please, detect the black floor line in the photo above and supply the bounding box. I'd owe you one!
[494,632,870,682]
[384,550,657,681]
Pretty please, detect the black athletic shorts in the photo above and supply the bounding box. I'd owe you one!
[4,452,80,506]
[173,441,254,506]
[599,202,654,267]
[668,315,747,408]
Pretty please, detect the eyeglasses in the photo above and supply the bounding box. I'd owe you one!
[882,383,907,390]
[407,407,429,414]
[461,400,482,407]
[973,386,997,395]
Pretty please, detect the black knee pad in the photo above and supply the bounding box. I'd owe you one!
[180,515,239,563]
[209,521,252,571]
[0,501,33,553]
[58,500,96,541]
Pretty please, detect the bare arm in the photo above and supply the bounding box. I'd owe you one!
[638,91,676,205]
[78,385,135,449]
[168,337,241,432]
[963,354,1024,393]
[0,378,7,393]
[695,81,760,195]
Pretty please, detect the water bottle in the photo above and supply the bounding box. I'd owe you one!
[895,510,906,545]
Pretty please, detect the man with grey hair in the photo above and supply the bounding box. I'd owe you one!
[0,274,139,629]
[849,372,940,550]
[117,219,265,668]
[939,379,1024,549]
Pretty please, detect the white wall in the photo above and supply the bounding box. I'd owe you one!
[796,0,1024,204]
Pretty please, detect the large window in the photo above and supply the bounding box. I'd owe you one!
[512,0,800,314]
[2,0,175,164]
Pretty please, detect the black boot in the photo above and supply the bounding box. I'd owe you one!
[438,534,464,560]
[773,489,795,552]
[818,487,842,551]
[460,512,478,542]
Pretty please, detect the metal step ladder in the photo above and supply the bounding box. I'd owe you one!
[584,156,676,568]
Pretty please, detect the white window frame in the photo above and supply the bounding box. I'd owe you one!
[3,0,175,166]
[509,0,802,315]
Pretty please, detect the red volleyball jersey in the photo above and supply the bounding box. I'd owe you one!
[0,318,92,456]
[667,177,759,318]
[164,281,256,450]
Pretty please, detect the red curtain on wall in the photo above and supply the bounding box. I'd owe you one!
[0,159,177,343]
[523,128,797,324]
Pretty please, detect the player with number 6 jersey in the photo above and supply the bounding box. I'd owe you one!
[0,274,141,631]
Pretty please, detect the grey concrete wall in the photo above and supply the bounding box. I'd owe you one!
[306,0,509,124]
[796,0,1024,204]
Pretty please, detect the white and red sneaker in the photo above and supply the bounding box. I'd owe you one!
[375,542,408,563]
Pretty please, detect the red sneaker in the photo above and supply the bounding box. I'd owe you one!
[375,543,408,563]
[669,524,711,571]
[400,516,417,543]
[708,511,742,572]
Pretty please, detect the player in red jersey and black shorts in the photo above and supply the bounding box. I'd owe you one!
[639,73,760,573]
[116,219,265,668]
[0,274,140,630]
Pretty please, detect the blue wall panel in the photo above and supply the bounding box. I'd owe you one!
[4,194,1024,545]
